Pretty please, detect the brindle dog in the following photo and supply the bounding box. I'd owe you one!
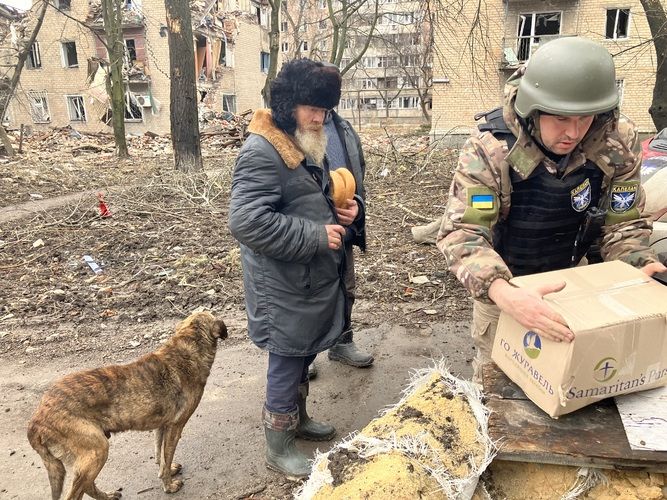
[27,311,227,500]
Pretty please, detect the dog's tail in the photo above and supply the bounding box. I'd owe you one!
[27,420,66,500]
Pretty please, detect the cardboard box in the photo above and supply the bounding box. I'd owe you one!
[491,261,667,418]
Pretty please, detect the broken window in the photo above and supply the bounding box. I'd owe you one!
[616,79,625,107]
[260,51,270,73]
[125,39,137,62]
[516,12,561,61]
[222,94,237,113]
[219,41,227,65]
[606,9,630,39]
[61,41,78,67]
[26,42,41,69]
[27,90,50,123]
[66,95,86,121]
[124,93,143,121]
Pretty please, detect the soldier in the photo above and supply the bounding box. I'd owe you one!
[437,37,667,381]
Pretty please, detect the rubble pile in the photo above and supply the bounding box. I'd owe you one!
[2,109,253,158]
[199,108,252,148]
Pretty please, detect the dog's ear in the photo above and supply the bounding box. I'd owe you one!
[215,319,228,340]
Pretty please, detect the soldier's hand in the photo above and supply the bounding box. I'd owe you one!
[336,199,359,226]
[325,224,346,250]
[488,279,574,343]
[641,261,667,276]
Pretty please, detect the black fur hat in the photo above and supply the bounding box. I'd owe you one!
[270,58,342,134]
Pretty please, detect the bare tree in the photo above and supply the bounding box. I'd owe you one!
[36,2,133,158]
[0,0,48,155]
[639,0,667,130]
[327,0,379,75]
[262,0,282,104]
[165,0,203,171]
[101,0,129,158]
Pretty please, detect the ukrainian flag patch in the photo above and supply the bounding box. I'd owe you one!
[471,194,494,210]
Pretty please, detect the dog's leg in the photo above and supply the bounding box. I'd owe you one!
[154,427,164,466]
[157,424,185,493]
[156,426,181,476]
[64,426,118,500]
[28,422,67,500]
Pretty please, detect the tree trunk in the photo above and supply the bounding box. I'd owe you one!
[0,0,48,156]
[165,0,202,171]
[102,0,129,158]
[640,0,667,130]
[262,0,282,106]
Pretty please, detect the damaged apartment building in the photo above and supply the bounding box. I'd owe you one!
[4,0,272,135]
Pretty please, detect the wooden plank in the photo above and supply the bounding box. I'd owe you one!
[616,386,667,451]
[482,363,667,472]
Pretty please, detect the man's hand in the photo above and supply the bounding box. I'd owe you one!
[325,224,346,250]
[488,278,574,343]
[336,199,359,226]
[641,261,667,276]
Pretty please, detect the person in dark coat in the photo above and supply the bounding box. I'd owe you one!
[308,64,373,379]
[228,58,352,479]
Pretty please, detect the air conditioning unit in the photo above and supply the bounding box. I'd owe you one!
[135,95,152,107]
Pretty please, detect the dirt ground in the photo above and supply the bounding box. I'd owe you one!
[0,127,477,499]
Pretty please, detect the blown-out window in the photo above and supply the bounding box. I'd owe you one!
[606,9,630,39]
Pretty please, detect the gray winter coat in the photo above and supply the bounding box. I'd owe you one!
[330,112,367,251]
[228,109,346,356]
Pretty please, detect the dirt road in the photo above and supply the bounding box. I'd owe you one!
[0,307,473,499]
[0,129,475,498]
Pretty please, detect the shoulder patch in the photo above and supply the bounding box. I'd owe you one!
[610,181,638,214]
[461,187,498,227]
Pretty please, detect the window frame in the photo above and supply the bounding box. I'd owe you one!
[606,8,631,40]
[27,90,50,123]
[516,11,562,62]
[222,93,237,113]
[26,41,41,69]
[61,41,79,68]
[65,95,87,122]
[124,93,143,122]
[260,51,270,73]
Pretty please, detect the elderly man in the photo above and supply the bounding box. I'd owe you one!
[229,58,353,479]
[437,37,666,381]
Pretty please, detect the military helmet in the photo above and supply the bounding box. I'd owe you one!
[514,37,619,118]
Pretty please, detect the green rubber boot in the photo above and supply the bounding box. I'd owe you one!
[296,382,336,441]
[262,406,311,480]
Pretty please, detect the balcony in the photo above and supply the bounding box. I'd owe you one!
[500,34,576,69]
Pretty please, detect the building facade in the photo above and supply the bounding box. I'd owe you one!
[6,0,271,134]
[430,0,658,142]
[281,0,432,128]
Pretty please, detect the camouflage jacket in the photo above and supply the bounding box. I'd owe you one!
[437,67,658,303]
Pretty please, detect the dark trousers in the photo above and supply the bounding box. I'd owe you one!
[266,352,317,413]
[340,243,356,342]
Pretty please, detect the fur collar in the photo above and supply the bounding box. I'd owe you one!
[248,109,304,169]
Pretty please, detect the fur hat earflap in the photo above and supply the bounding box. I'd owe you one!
[270,58,342,134]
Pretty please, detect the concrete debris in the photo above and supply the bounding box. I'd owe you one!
[1,109,252,157]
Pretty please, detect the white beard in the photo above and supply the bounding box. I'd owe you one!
[294,127,327,166]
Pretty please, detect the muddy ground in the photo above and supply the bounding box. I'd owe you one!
[0,128,477,499]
